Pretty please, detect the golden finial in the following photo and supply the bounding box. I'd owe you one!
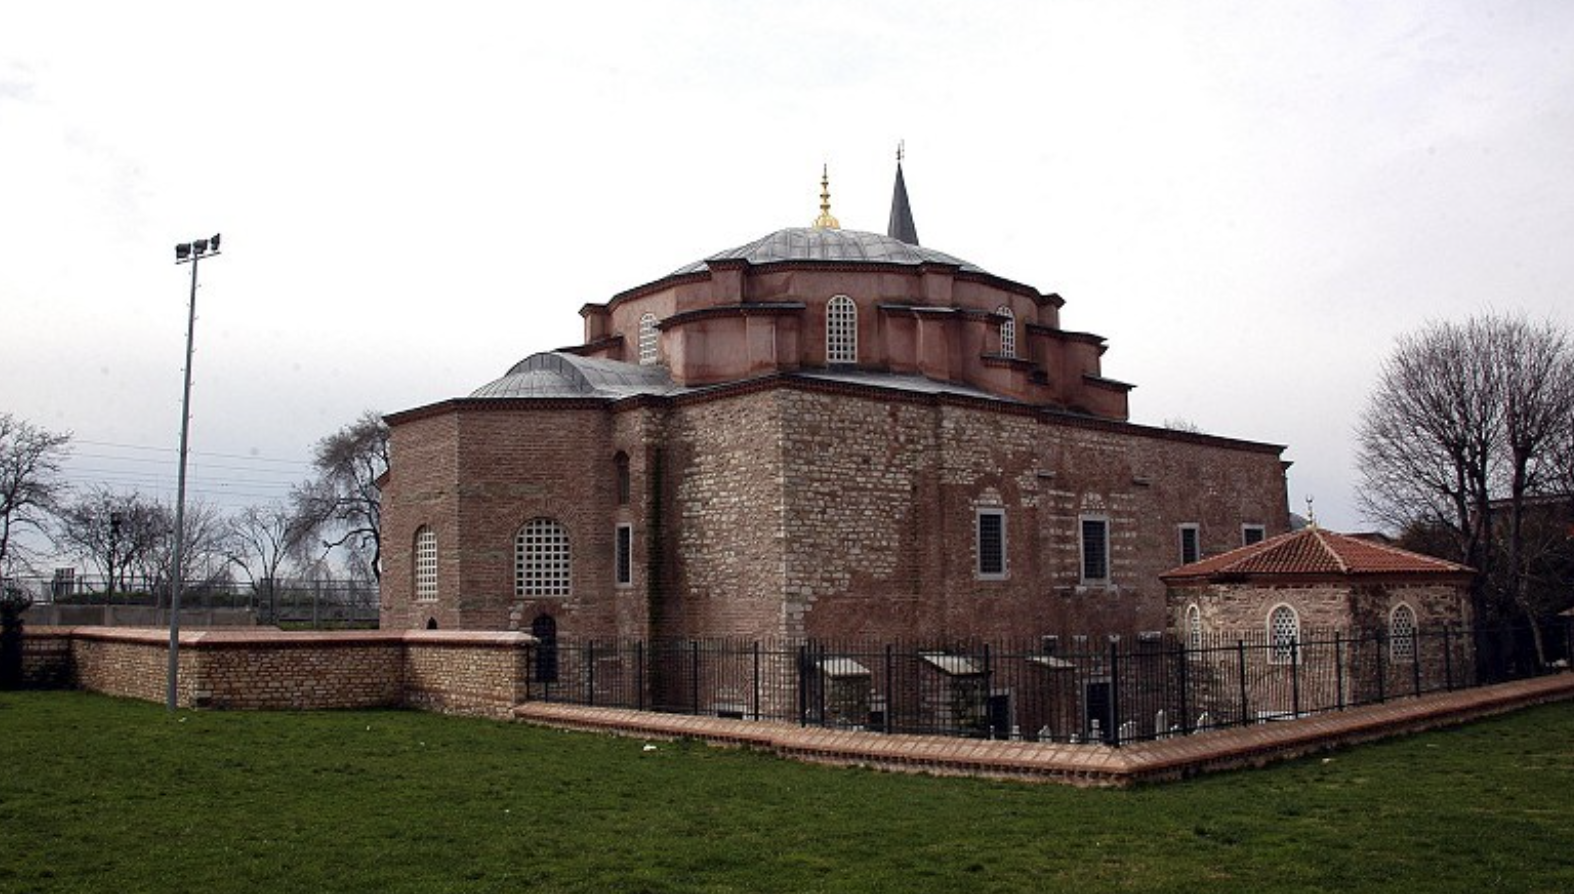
[813,164,840,230]
[1305,495,1318,529]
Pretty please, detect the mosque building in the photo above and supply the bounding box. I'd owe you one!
[379,159,1291,645]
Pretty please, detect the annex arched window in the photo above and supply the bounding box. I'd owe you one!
[1185,603,1202,650]
[638,313,660,366]
[515,518,571,597]
[413,526,438,603]
[997,306,1016,358]
[826,295,857,364]
[1267,604,1300,665]
[1390,603,1417,662]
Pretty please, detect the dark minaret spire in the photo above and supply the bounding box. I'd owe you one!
[887,141,920,245]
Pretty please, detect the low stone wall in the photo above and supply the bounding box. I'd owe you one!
[16,627,534,719]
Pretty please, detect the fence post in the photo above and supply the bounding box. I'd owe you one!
[797,643,808,727]
[1335,632,1345,711]
[816,642,827,728]
[752,641,760,721]
[1110,640,1122,747]
[587,640,596,707]
[1236,639,1250,727]
[1290,638,1300,719]
[637,640,645,711]
[884,643,894,734]
[690,640,700,715]
[983,643,994,739]
[1376,630,1387,704]
[1178,639,1191,735]
[1412,628,1423,697]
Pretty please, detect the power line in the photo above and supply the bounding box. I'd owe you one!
[71,438,313,468]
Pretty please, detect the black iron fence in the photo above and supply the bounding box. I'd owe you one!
[530,623,1573,747]
[1,574,379,627]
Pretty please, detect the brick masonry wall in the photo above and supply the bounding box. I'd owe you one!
[20,628,532,719]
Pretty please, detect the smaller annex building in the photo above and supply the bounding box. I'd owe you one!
[381,163,1292,645]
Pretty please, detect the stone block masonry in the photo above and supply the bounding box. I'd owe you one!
[20,627,534,720]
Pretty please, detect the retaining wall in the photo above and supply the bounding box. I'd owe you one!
[17,627,534,719]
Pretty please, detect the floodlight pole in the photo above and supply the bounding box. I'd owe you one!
[169,234,220,712]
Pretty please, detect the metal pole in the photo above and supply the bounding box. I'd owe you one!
[167,251,201,712]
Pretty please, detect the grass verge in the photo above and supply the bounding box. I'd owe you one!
[1,691,1571,893]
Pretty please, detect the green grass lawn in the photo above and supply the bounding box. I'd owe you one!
[1,692,1571,893]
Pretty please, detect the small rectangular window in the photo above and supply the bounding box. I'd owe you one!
[1242,524,1266,546]
[976,509,1006,578]
[615,523,633,587]
[1080,517,1110,583]
[1178,524,1200,565]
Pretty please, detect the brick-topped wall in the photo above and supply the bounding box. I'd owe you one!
[18,628,534,719]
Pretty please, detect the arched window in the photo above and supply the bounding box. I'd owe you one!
[413,526,437,603]
[638,313,659,365]
[531,614,559,683]
[1185,603,1202,650]
[425,618,438,630]
[1390,603,1417,662]
[998,306,1016,358]
[826,295,857,364]
[515,518,571,597]
[614,451,630,505]
[1267,604,1300,665]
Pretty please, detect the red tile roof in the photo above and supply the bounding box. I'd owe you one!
[1160,527,1473,583]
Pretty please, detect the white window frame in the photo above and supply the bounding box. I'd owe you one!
[515,518,571,598]
[638,313,660,366]
[1178,523,1200,565]
[826,295,857,364]
[1267,603,1300,665]
[976,507,1007,579]
[1185,603,1202,649]
[1079,515,1111,585]
[1390,603,1417,662]
[997,306,1016,358]
[614,523,633,587]
[413,526,438,603]
[1242,524,1266,546]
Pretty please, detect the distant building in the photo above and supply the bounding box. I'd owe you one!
[381,162,1290,644]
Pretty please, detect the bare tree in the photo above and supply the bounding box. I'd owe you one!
[1358,314,1574,659]
[224,501,305,617]
[0,413,71,577]
[52,487,165,597]
[143,498,231,601]
[291,411,389,581]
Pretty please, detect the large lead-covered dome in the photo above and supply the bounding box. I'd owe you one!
[669,227,984,276]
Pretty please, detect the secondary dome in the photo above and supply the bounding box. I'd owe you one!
[669,227,985,276]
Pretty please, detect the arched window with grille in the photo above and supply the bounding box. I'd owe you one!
[826,295,857,364]
[515,518,571,597]
[1267,603,1300,665]
[1185,603,1202,650]
[638,313,659,365]
[614,451,630,505]
[1390,603,1417,662]
[413,526,437,603]
[998,306,1016,358]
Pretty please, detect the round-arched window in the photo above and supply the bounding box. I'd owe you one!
[1390,603,1417,662]
[515,518,571,597]
[826,295,857,364]
[1267,604,1299,664]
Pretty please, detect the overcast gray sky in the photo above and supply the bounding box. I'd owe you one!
[4,0,1573,536]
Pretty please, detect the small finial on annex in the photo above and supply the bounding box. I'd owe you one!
[1305,495,1318,529]
[813,163,840,230]
[897,139,905,164]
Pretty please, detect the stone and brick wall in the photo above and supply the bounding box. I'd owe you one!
[17,627,533,720]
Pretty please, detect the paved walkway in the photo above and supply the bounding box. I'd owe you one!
[514,672,1574,786]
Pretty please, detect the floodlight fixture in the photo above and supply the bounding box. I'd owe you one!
[175,243,192,261]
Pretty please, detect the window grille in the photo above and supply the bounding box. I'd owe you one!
[615,523,633,586]
[1081,517,1110,583]
[1243,524,1266,546]
[1390,603,1417,662]
[516,518,571,597]
[1186,604,1202,649]
[826,295,857,364]
[414,526,438,602]
[977,509,1006,577]
[638,313,659,366]
[1179,524,1200,565]
[1268,604,1300,664]
[998,306,1016,358]
[614,452,630,505]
